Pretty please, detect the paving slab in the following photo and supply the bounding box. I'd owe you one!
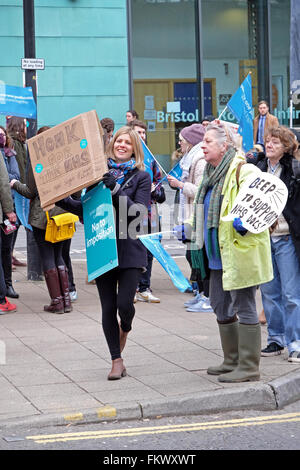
[0,251,299,430]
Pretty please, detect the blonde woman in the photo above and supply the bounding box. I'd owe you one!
[56,126,151,380]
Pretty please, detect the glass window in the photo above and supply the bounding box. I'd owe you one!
[131,0,197,172]
[270,0,292,125]
[202,0,252,124]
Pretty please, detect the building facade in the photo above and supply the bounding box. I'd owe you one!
[0,0,294,170]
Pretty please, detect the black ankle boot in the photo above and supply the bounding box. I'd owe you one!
[6,284,19,299]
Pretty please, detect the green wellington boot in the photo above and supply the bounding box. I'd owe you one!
[207,320,239,375]
[218,323,261,383]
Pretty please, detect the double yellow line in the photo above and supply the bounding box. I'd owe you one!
[26,412,300,444]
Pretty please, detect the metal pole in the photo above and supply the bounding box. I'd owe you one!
[256,0,272,109]
[23,0,43,281]
[23,0,37,138]
[126,0,134,109]
[195,0,204,121]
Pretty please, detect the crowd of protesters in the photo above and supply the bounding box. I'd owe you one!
[1,100,300,383]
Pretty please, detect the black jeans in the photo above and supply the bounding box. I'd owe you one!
[0,229,13,302]
[1,230,14,286]
[62,238,76,292]
[32,226,65,271]
[96,267,141,360]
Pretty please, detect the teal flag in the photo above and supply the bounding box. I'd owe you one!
[82,182,118,281]
[139,233,190,292]
[14,191,32,230]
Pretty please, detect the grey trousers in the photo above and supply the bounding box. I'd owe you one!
[209,269,258,324]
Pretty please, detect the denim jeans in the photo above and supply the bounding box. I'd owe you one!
[260,235,300,354]
[138,249,153,293]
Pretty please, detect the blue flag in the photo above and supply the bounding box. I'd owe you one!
[161,161,183,183]
[14,191,32,230]
[227,74,253,152]
[0,84,37,119]
[139,233,190,292]
[141,140,155,182]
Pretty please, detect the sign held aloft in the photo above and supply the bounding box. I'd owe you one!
[222,171,288,233]
[27,110,107,211]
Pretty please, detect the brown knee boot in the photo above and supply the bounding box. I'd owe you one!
[44,268,64,314]
[57,265,72,313]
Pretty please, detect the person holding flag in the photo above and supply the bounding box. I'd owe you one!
[167,123,211,311]
[56,126,151,381]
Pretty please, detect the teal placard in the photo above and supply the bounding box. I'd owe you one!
[82,182,118,282]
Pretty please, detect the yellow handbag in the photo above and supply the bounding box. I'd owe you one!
[45,211,79,243]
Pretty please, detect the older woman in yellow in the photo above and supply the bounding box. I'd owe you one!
[190,121,273,383]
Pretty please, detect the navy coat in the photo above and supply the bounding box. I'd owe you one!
[56,168,151,270]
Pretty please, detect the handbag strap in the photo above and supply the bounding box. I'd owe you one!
[120,168,139,189]
[236,161,246,189]
[46,211,50,223]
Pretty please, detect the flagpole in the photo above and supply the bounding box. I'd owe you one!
[142,140,168,177]
[289,90,293,128]
[217,106,228,120]
[137,230,174,239]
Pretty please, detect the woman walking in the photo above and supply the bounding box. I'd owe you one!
[56,126,151,380]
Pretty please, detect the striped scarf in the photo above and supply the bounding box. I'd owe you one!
[108,158,136,184]
[191,146,236,273]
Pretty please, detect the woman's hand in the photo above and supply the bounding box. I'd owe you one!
[102,173,117,191]
[167,175,184,189]
[6,211,17,223]
[10,179,17,188]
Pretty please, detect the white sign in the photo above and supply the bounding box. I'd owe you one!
[145,95,154,109]
[144,109,157,120]
[222,171,288,234]
[21,58,45,70]
[167,101,181,113]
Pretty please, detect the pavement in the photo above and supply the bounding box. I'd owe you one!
[0,247,300,431]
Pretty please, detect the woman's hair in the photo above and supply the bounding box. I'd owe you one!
[178,132,193,152]
[127,110,139,119]
[6,116,27,143]
[171,148,183,162]
[37,126,51,135]
[0,125,13,148]
[264,126,299,157]
[205,121,238,150]
[100,117,115,133]
[107,126,145,170]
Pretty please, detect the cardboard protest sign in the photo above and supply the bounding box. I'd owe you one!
[82,182,118,281]
[27,110,107,210]
[222,171,288,233]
